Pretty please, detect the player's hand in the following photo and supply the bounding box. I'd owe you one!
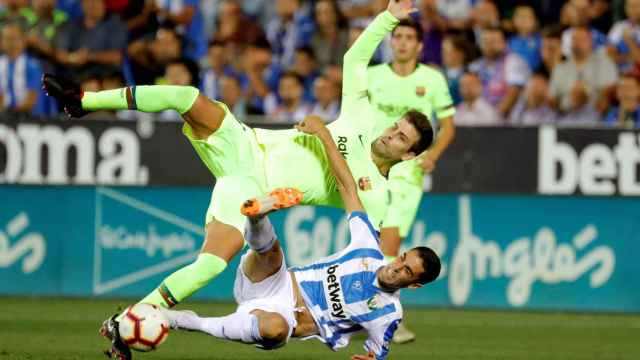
[295,115,328,136]
[387,0,418,20]
[351,351,375,360]
[418,151,437,173]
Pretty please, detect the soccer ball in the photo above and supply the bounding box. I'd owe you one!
[118,303,170,352]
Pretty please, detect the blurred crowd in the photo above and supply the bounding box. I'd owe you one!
[1,0,640,128]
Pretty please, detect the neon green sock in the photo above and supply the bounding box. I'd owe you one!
[144,253,227,306]
[117,254,227,321]
[82,85,199,114]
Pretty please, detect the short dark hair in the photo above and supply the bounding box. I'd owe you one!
[392,19,423,41]
[483,25,505,38]
[156,24,184,46]
[280,71,304,86]
[314,0,348,28]
[168,58,201,87]
[208,39,225,48]
[404,110,434,154]
[252,36,272,51]
[295,46,316,59]
[541,24,564,40]
[572,25,591,36]
[444,35,476,64]
[414,246,441,285]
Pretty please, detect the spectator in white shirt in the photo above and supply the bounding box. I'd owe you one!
[550,26,619,115]
[264,71,313,124]
[310,74,340,123]
[509,73,558,125]
[470,26,531,118]
[455,72,501,126]
[560,0,607,58]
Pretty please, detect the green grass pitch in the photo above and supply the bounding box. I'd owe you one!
[0,297,638,360]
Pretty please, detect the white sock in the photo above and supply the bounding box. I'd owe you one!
[163,309,261,344]
[244,216,276,253]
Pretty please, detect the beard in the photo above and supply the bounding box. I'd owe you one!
[371,137,386,157]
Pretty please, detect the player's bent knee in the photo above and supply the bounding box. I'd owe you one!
[256,312,289,348]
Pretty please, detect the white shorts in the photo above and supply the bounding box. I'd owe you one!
[233,251,298,348]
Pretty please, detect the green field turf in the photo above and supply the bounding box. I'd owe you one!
[0,297,638,360]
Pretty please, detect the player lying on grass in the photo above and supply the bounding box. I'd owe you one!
[161,115,441,360]
[42,1,429,358]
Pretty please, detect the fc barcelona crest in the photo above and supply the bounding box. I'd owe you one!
[358,177,372,191]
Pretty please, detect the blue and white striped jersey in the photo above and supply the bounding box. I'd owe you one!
[291,211,402,360]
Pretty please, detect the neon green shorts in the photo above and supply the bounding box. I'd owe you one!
[383,159,425,237]
[182,105,266,233]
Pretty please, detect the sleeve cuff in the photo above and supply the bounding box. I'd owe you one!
[437,108,456,119]
[380,11,401,26]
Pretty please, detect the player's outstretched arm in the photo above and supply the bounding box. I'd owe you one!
[295,116,363,213]
[341,1,415,106]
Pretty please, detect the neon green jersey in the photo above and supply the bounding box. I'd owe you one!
[366,63,455,139]
[253,12,400,229]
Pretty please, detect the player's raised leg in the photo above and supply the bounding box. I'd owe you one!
[41,73,224,139]
[43,73,254,359]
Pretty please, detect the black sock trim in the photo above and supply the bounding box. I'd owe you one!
[158,282,178,308]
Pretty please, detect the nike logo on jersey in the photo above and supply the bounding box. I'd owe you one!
[326,264,346,319]
[358,134,365,147]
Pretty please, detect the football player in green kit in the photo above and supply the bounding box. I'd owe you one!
[367,18,456,343]
[42,1,429,359]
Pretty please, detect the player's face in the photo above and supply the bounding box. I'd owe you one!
[372,118,422,161]
[377,250,425,290]
[391,26,422,63]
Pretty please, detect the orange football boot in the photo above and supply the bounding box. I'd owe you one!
[241,188,303,217]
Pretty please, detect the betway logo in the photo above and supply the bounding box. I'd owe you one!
[538,126,640,195]
[0,123,148,185]
[326,264,346,319]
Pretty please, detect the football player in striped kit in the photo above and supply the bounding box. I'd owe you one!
[160,115,441,360]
